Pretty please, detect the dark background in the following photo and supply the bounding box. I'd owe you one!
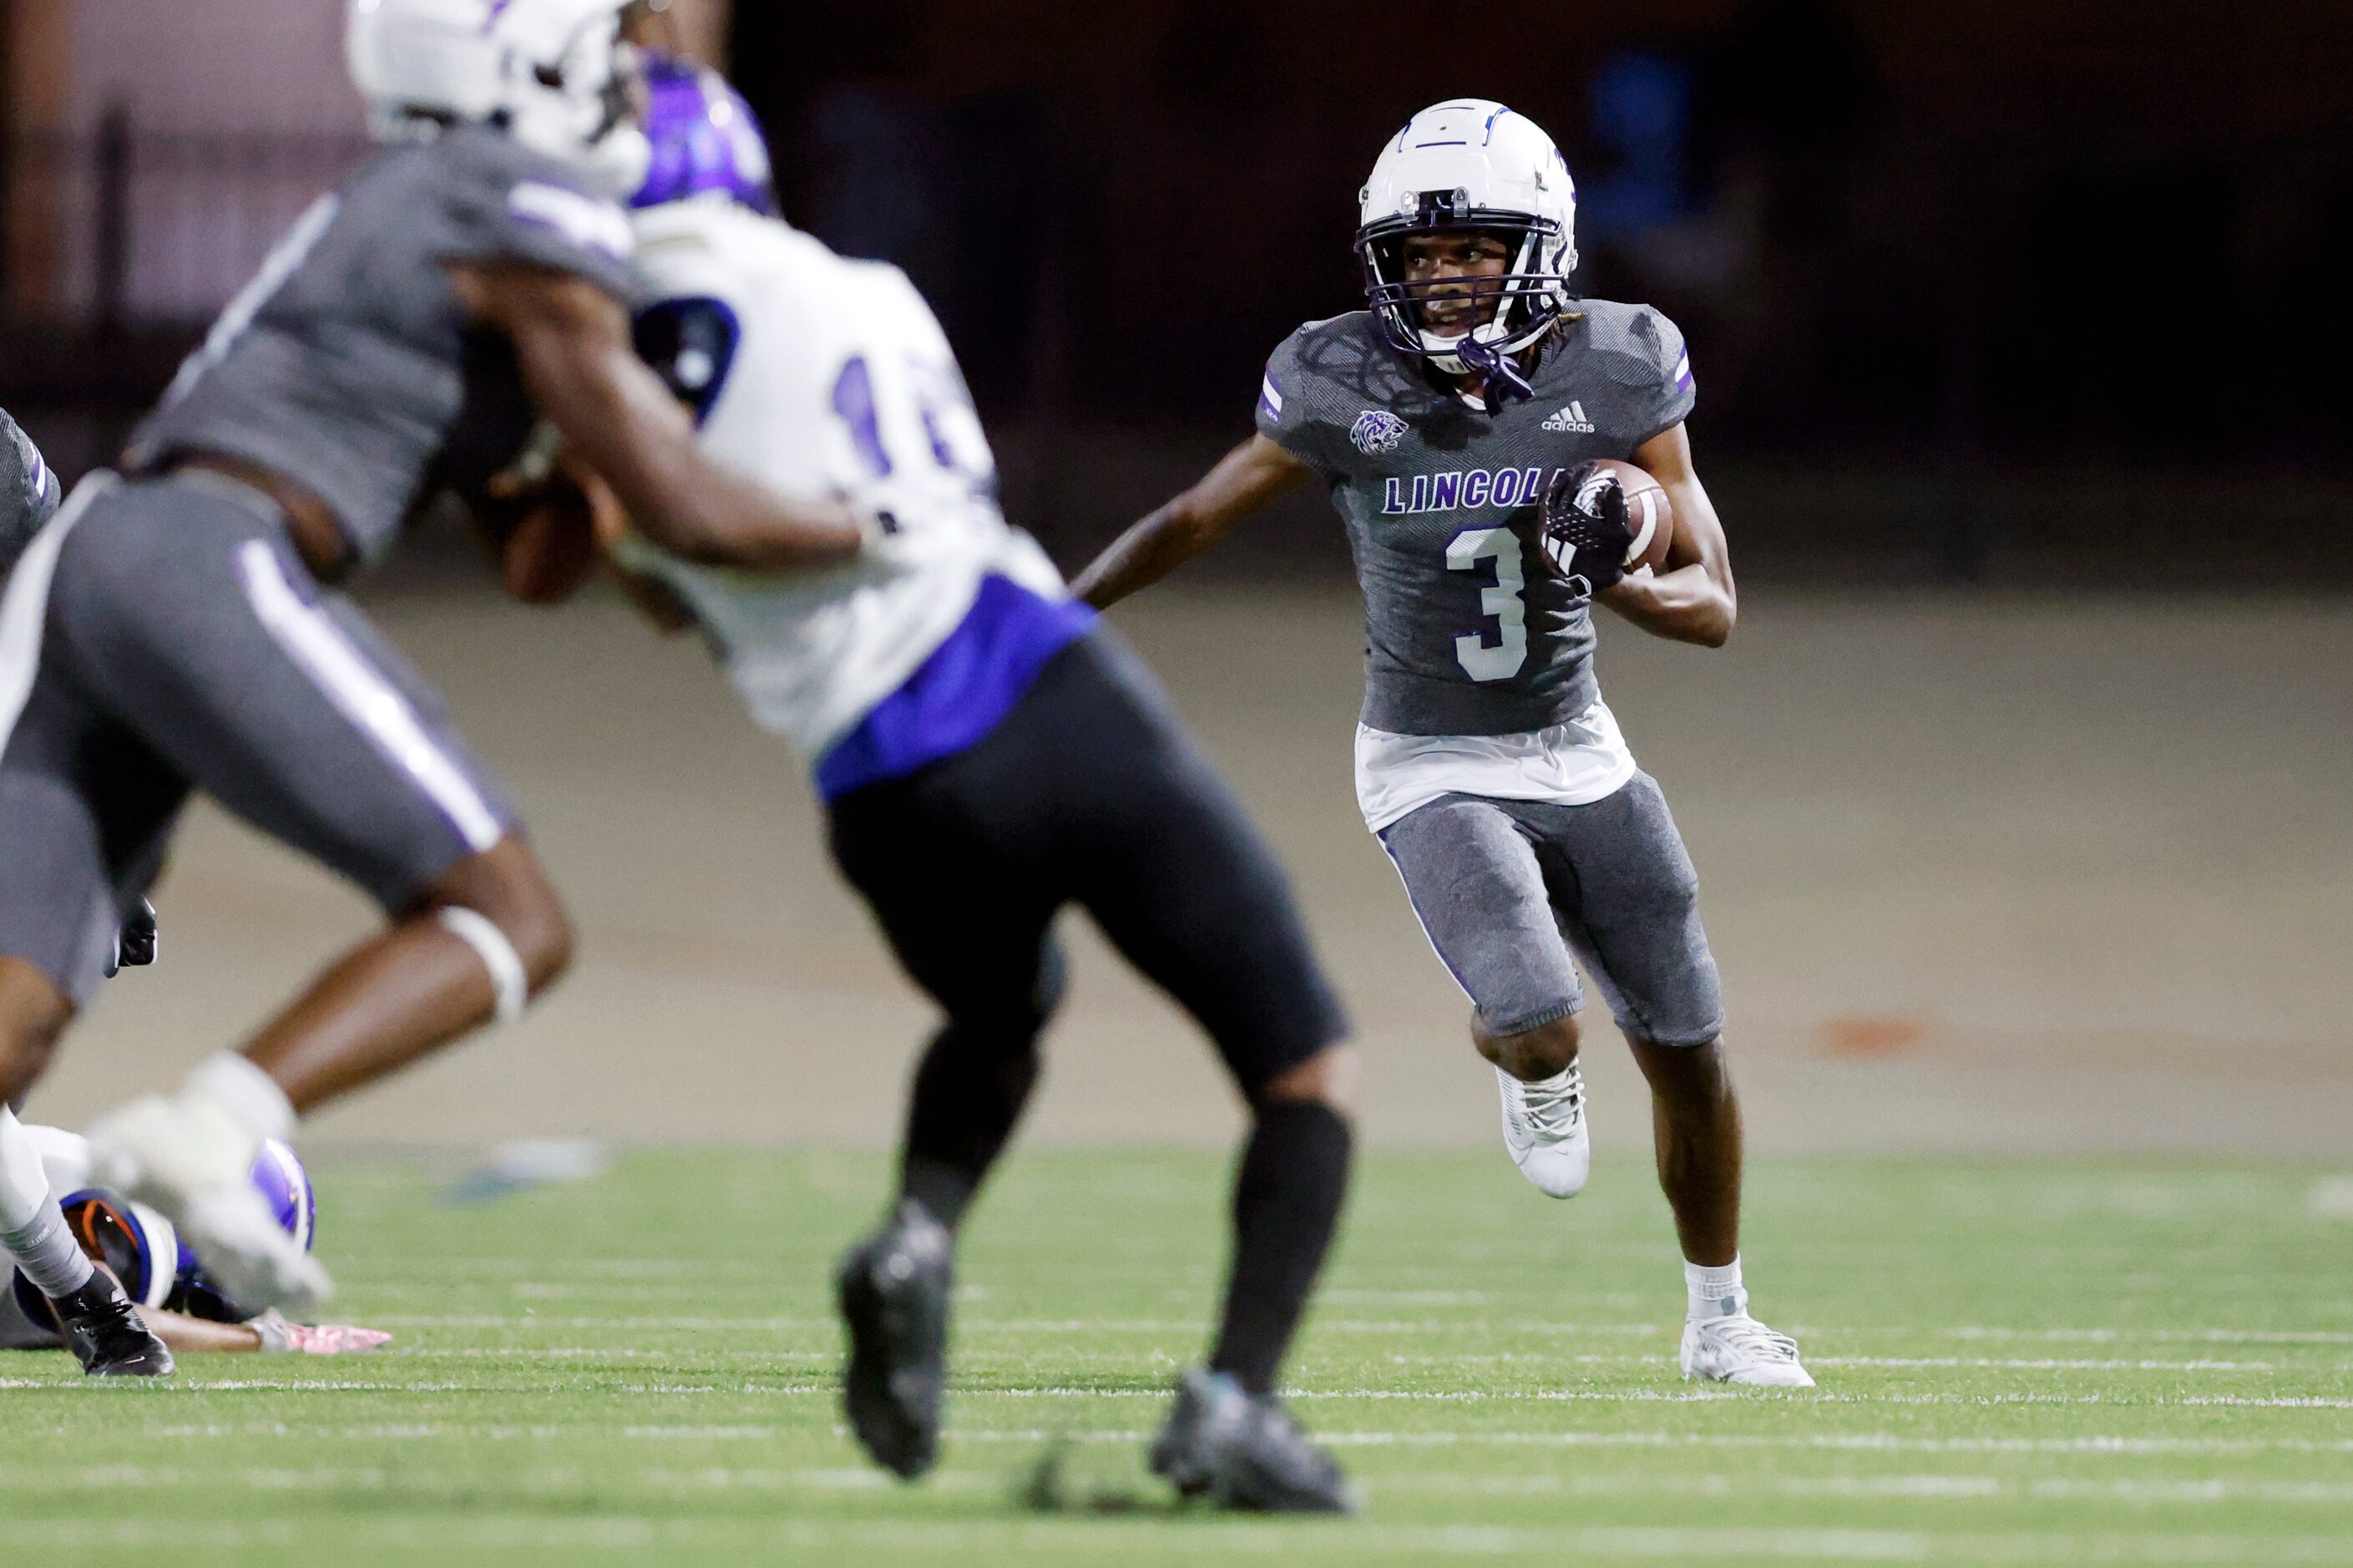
[4,0,2349,581]
[735,0,2352,464]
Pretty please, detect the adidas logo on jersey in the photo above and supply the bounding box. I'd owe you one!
[1541,401,1596,435]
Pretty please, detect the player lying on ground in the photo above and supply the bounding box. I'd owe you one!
[579,60,1359,1511]
[0,0,863,1375]
[1,1125,388,1358]
[1070,100,1810,1387]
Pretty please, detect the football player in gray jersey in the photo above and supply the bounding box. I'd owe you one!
[1,407,63,579]
[1074,100,1811,1387]
[1,409,160,980]
[0,0,863,1336]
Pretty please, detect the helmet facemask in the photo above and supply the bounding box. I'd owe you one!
[1358,197,1571,401]
[503,11,650,195]
[1352,100,1581,404]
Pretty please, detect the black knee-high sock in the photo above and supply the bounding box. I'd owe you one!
[1208,1100,1353,1396]
[898,1024,1044,1232]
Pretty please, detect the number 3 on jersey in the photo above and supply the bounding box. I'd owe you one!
[1448,526,1528,681]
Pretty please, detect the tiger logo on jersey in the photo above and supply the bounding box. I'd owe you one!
[1349,410,1409,455]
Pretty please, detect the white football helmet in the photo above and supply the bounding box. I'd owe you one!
[1356,100,1578,384]
[347,0,650,194]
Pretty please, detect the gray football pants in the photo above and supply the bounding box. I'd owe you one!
[1378,774,1725,1045]
[0,472,519,1002]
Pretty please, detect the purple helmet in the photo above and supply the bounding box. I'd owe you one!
[249,1137,318,1254]
[161,1139,316,1323]
[630,55,775,215]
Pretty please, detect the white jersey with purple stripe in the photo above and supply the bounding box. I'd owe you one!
[620,200,1087,793]
[1256,301,1693,740]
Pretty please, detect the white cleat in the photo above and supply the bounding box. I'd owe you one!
[1680,1311,1815,1388]
[1496,1062,1590,1198]
[87,1094,332,1316]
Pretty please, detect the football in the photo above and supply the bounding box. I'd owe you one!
[1585,458,1676,576]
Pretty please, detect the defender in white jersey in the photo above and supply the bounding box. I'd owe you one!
[603,62,1360,1512]
[620,190,1065,769]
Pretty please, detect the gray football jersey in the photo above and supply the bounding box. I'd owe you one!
[1,407,63,580]
[1257,302,1693,736]
[129,126,641,567]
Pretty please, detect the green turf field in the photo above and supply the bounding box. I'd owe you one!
[3,1147,2348,1565]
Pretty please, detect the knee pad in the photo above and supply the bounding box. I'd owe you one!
[436,907,529,1024]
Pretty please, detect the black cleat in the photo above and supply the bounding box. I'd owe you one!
[118,899,159,969]
[104,899,158,979]
[834,1198,953,1479]
[1150,1367,1354,1514]
[53,1272,175,1378]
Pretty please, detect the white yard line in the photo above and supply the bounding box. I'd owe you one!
[1809,1357,2300,1372]
[1943,1327,2353,1346]
[3,1520,2351,1562]
[1369,1470,2353,1505]
[1380,1352,2320,1372]
[947,1427,2353,1457]
[15,1374,2344,1411]
[60,1420,2353,1458]
[357,1313,2353,1348]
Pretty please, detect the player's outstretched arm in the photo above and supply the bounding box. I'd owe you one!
[448,261,864,573]
[128,1306,390,1355]
[1069,433,1313,610]
[1597,422,1737,648]
[134,1306,271,1353]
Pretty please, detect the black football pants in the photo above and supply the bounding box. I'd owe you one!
[825,631,1347,1098]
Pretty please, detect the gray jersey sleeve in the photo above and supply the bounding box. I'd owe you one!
[1254,326,1347,479]
[1592,305,1695,448]
[433,134,643,304]
[0,408,62,579]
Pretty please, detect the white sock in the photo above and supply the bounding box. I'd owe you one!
[1685,1255,1747,1321]
[188,1052,296,1143]
[0,1108,95,1298]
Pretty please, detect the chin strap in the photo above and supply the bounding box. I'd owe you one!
[1456,333,1536,407]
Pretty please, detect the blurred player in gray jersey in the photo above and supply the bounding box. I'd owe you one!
[0,407,169,1373]
[0,0,863,1342]
[1074,100,1811,1387]
[1,408,62,579]
[3,411,159,981]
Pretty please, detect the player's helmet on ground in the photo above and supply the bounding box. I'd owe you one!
[9,1194,185,1318]
[8,1141,320,1327]
[629,53,774,214]
[346,0,650,194]
[1356,100,1579,381]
